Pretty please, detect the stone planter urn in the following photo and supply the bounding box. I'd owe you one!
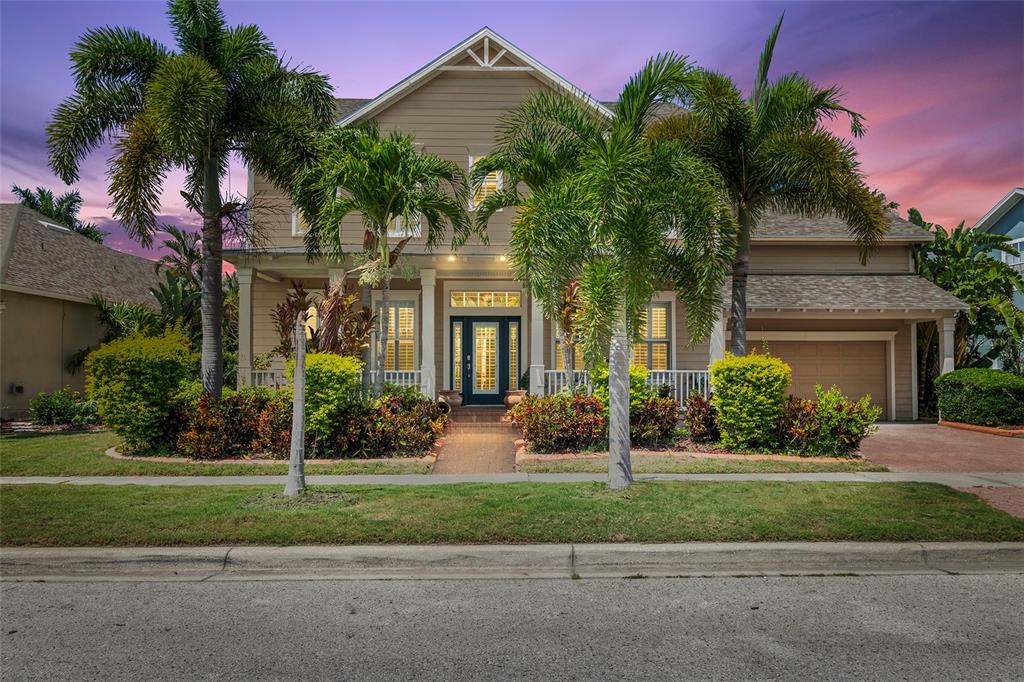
[439,390,463,409]
[504,389,527,408]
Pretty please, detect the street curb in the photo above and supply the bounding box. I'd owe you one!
[3,542,1023,582]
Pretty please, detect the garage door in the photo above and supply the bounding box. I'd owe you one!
[754,340,887,417]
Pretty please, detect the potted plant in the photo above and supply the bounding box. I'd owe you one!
[504,370,530,407]
[439,389,463,409]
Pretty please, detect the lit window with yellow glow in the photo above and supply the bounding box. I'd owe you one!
[631,303,670,370]
[469,155,502,210]
[380,302,416,371]
[449,291,521,308]
[292,208,310,236]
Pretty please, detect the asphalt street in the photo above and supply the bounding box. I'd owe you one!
[2,574,1022,680]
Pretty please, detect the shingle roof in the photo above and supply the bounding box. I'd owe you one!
[0,204,160,306]
[335,98,370,120]
[727,274,966,311]
[754,212,932,242]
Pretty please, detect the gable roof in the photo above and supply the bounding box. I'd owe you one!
[338,27,613,126]
[0,204,160,306]
[753,212,932,243]
[973,187,1024,232]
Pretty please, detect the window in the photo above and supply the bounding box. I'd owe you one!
[508,320,520,388]
[632,303,670,370]
[1005,237,1024,273]
[388,213,422,239]
[468,155,502,211]
[452,321,463,391]
[304,304,318,341]
[378,302,416,371]
[292,208,309,236]
[449,290,522,308]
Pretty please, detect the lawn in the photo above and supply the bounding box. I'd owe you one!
[3,481,1022,546]
[518,455,887,474]
[0,432,431,476]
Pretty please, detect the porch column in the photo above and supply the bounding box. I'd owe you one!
[708,309,727,366]
[938,316,956,375]
[529,294,544,396]
[420,269,436,397]
[236,267,254,388]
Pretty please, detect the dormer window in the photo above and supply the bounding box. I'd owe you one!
[388,213,422,239]
[468,155,502,211]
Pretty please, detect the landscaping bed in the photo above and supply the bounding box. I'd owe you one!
[3,481,1022,546]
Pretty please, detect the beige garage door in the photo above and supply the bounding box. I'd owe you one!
[754,340,887,417]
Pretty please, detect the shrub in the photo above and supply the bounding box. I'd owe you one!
[176,386,272,459]
[86,331,195,451]
[28,388,98,426]
[288,354,363,448]
[631,396,679,446]
[590,364,654,407]
[509,394,607,453]
[710,352,791,449]
[684,393,719,444]
[935,368,1024,426]
[359,386,447,457]
[255,393,293,458]
[778,386,880,457]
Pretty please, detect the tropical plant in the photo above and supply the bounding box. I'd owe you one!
[150,269,202,345]
[294,122,473,393]
[155,225,202,284]
[10,184,106,243]
[483,55,736,488]
[647,14,889,356]
[315,283,375,357]
[47,0,334,397]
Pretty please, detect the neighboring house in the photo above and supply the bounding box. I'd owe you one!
[0,203,160,418]
[973,187,1024,309]
[226,27,965,421]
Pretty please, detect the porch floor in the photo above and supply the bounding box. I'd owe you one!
[432,407,518,475]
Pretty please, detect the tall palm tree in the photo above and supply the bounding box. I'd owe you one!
[10,184,106,243]
[295,122,473,394]
[47,0,334,396]
[487,56,736,489]
[648,15,889,355]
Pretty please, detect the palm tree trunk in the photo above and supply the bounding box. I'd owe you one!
[608,311,633,490]
[729,204,752,356]
[376,277,390,396]
[200,157,224,396]
[360,283,372,391]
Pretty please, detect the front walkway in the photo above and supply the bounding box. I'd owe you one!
[432,407,518,474]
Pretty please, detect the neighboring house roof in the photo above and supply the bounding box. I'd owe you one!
[727,274,966,312]
[0,204,160,306]
[338,27,613,126]
[972,187,1024,232]
[753,212,932,243]
[335,98,370,120]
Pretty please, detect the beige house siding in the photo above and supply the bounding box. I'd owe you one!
[749,244,912,274]
[251,277,291,357]
[0,290,104,418]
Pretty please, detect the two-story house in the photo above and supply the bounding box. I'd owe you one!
[225,27,965,421]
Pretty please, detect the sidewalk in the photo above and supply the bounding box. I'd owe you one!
[3,542,1022,581]
[2,472,1023,486]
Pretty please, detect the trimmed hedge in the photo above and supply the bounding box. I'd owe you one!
[85,331,196,451]
[710,352,791,449]
[935,368,1024,426]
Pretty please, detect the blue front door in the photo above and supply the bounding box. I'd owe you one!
[450,316,521,405]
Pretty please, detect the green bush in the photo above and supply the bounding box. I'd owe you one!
[935,368,1024,426]
[590,364,654,408]
[28,388,99,426]
[287,354,363,449]
[175,386,272,459]
[86,331,196,451]
[630,396,679,446]
[778,386,880,457]
[710,352,791,449]
[509,394,607,453]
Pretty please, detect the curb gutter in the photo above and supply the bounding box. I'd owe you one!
[2,542,1023,582]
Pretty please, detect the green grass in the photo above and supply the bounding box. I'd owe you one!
[519,455,887,474]
[2,481,1021,546]
[0,432,431,476]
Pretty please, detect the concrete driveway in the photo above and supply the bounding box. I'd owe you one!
[863,424,1022,472]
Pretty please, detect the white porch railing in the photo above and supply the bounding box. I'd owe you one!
[251,369,288,389]
[251,369,425,395]
[543,369,711,406]
[376,370,423,390]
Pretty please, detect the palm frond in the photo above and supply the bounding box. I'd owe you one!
[108,111,172,245]
[752,12,785,107]
[70,26,169,88]
[167,0,226,57]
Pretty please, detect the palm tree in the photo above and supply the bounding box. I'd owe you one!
[647,15,889,355]
[10,184,106,243]
[487,56,736,489]
[47,0,334,396]
[295,122,473,394]
[155,225,202,285]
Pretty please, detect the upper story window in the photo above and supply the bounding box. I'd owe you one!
[292,208,309,236]
[468,155,503,211]
[388,213,422,239]
[1005,237,1024,273]
[631,302,670,371]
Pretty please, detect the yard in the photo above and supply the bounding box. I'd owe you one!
[3,481,1022,546]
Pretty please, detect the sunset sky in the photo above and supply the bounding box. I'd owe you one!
[1,0,1022,260]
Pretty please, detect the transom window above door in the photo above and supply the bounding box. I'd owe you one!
[450,290,521,308]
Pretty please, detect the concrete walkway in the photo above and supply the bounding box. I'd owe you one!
[3,471,1023,487]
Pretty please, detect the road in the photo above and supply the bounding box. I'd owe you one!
[2,575,1022,680]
